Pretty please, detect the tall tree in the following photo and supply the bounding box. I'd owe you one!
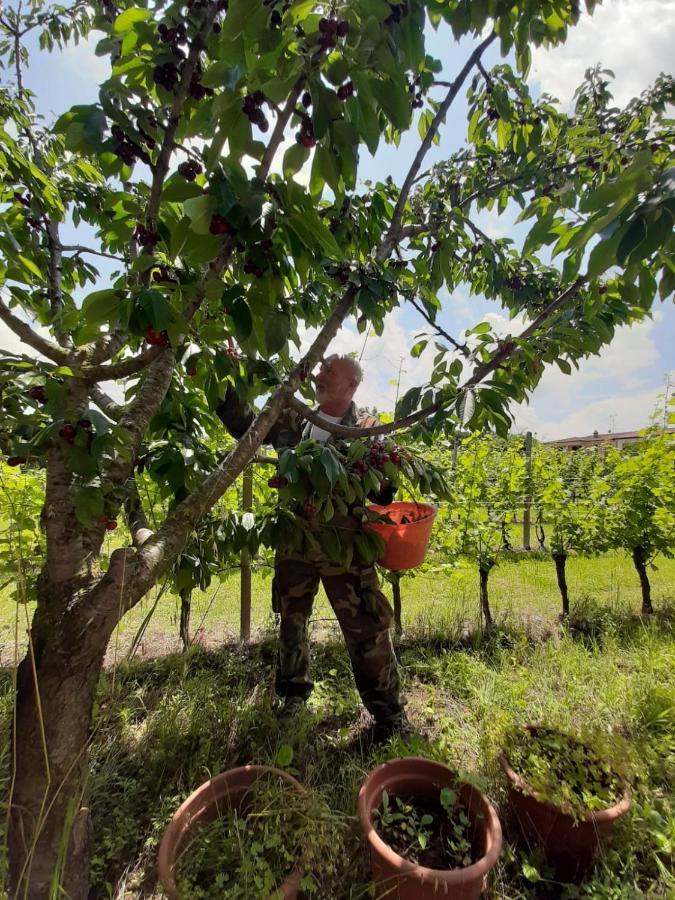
[0,0,673,894]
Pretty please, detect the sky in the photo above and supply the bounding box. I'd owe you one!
[1,0,673,441]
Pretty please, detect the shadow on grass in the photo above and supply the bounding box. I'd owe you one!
[565,595,675,648]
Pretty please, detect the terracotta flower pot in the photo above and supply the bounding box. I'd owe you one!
[365,502,437,571]
[157,764,305,899]
[358,757,502,900]
[499,728,632,878]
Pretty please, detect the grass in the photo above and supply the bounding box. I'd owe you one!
[2,550,672,663]
[0,555,674,897]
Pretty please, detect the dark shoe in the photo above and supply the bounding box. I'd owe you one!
[372,713,416,745]
[276,695,307,727]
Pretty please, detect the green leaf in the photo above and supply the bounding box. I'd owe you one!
[320,446,341,488]
[287,212,342,260]
[263,309,290,357]
[229,297,253,343]
[411,340,427,358]
[275,744,294,767]
[617,215,648,266]
[371,78,411,130]
[283,143,311,178]
[82,290,120,325]
[113,7,151,32]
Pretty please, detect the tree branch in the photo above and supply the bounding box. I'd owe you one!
[378,31,497,260]
[89,384,123,421]
[80,345,164,381]
[405,294,469,354]
[60,244,125,262]
[181,78,305,325]
[286,277,587,439]
[146,5,218,224]
[129,287,358,598]
[124,478,153,547]
[0,295,70,364]
[102,350,176,486]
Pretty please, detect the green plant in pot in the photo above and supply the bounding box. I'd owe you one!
[499,726,632,878]
[358,757,502,900]
[158,766,343,899]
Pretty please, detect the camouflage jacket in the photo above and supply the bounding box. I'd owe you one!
[216,385,376,449]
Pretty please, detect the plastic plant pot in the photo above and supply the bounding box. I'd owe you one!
[157,765,305,899]
[358,757,502,899]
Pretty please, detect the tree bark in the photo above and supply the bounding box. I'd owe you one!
[179,588,191,651]
[632,545,653,615]
[552,551,570,618]
[392,573,402,638]
[479,564,493,630]
[8,596,115,899]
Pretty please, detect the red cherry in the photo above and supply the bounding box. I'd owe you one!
[28,386,46,403]
[59,424,76,443]
[390,452,401,466]
[598,284,608,295]
[7,456,25,467]
[105,520,118,531]
[78,418,92,430]
[336,20,349,37]
[304,503,317,515]
[186,366,198,377]
[209,214,235,236]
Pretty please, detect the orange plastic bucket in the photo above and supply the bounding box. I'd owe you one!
[364,501,437,571]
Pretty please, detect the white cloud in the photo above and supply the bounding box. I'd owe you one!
[0,318,50,361]
[530,0,675,108]
[507,314,670,440]
[60,31,111,85]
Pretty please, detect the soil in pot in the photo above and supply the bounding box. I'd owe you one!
[173,774,322,899]
[374,786,481,871]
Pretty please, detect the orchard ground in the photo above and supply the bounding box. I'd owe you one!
[1,550,673,897]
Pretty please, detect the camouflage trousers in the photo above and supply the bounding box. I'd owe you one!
[272,551,402,723]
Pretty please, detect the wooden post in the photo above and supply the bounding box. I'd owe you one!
[523,431,532,550]
[240,465,253,642]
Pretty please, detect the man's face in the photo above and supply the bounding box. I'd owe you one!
[314,356,358,408]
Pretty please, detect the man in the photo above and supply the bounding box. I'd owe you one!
[217,354,406,741]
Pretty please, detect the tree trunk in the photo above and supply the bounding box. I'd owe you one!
[8,596,115,899]
[479,564,493,630]
[552,551,570,618]
[392,574,402,638]
[179,588,191,651]
[632,545,653,615]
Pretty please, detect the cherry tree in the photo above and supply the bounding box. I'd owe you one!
[0,0,673,894]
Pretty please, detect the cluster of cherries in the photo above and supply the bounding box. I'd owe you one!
[135,223,161,250]
[28,385,47,404]
[317,16,349,50]
[242,91,270,132]
[267,475,288,489]
[99,515,118,531]
[408,75,424,110]
[177,159,202,181]
[505,274,524,291]
[146,327,170,347]
[486,107,500,122]
[295,114,316,149]
[111,123,153,167]
[337,80,355,101]
[368,443,402,470]
[209,214,236,236]
[59,418,92,445]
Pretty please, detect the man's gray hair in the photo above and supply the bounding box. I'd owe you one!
[325,353,363,385]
